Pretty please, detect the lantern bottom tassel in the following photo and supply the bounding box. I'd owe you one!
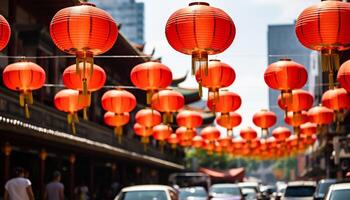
[141,137,149,151]
[114,126,123,144]
[19,91,33,119]
[171,143,177,149]
[159,140,166,153]
[321,50,339,89]
[67,112,79,135]
[192,51,208,76]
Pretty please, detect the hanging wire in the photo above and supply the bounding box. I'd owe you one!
[0,55,152,59]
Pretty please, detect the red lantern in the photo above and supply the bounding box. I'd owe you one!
[63,62,106,119]
[272,127,291,142]
[300,122,317,137]
[133,123,153,145]
[176,127,196,141]
[153,124,172,151]
[286,135,299,150]
[322,88,349,123]
[278,89,314,116]
[207,90,241,114]
[167,133,180,149]
[338,60,350,92]
[54,89,89,134]
[50,3,118,74]
[0,15,11,51]
[203,141,215,155]
[195,59,235,97]
[252,109,277,136]
[301,134,317,146]
[104,112,130,142]
[217,136,232,148]
[216,112,242,136]
[296,1,350,88]
[192,135,205,149]
[165,2,235,75]
[130,61,173,104]
[101,89,136,114]
[179,140,192,147]
[151,90,185,123]
[240,127,257,141]
[264,58,307,102]
[176,110,203,129]
[200,126,220,142]
[307,105,334,133]
[214,142,223,155]
[266,137,277,149]
[3,61,46,118]
[135,108,162,129]
[284,111,308,135]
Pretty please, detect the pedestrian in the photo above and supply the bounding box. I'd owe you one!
[4,167,35,200]
[74,181,89,200]
[44,171,64,200]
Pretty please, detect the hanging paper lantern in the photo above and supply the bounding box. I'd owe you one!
[233,137,246,150]
[217,136,232,149]
[214,141,223,155]
[176,110,203,129]
[0,15,11,51]
[216,112,242,137]
[300,122,317,137]
[284,111,308,135]
[338,60,350,92]
[54,89,89,134]
[200,126,220,142]
[195,59,235,97]
[133,123,154,145]
[101,89,136,113]
[63,62,106,119]
[264,58,308,103]
[104,112,130,143]
[296,1,350,88]
[278,89,314,116]
[153,124,172,152]
[286,135,299,151]
[307,105,334,134]
[135,108,162,130]
[179,140,192,147]
[50,3,118,75]
[272,127,291,142]
[301,134,317,146]
[252,109,277,137]
[3,61,46,118]
[192,135,205,149]
[165,2,235,75]
[207,90,241,114]
[240,127,257,141]
[250,139,261,149]
[176,127,196,141]
[167,133,180,149]
[130,61,173,104]
[322,88,349,124]
[151,90,185,123]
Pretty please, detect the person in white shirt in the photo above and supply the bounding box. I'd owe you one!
[4,167,35,200]
[44,171,65,200]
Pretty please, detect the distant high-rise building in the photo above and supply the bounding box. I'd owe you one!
[92,0,144,45]
[267,23,320,129]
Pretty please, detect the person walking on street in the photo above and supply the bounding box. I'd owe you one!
[4,167,35,200]
[44,171,64,200]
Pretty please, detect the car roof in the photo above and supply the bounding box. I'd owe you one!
[329,183,350,190]
[211,183,239,188]
[287,181,316,187]
[121,185,175,192]
[319,179,336,184]
[238,182,259,187]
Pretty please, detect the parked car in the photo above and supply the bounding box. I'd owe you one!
[260,185,276,200]
[313,179,336,200]
[241,187,257,200]
[114,185,178,200]
[272,183,286,200]
[282,181,316,200]
[179,186,208,200]
[324,183,350,200]
[209,183,245,200]
[238,182,262,200]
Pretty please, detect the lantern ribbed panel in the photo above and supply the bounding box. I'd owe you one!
[296,1,350,51]
[192,135,204,148]
[240,127,257,141]
[176,127,196,141]
[165,3,235,55]
[167,133,179,144]
[104,112,130,127]
[151,90,184,112]
[133,123,153,137]
[284,111,308,127]
[322,88,349,110]
[207,91,241,113]
[63,63,106,92]
[135,109,162,128]
[0,15,10,51]
[252,110,277,129]
[338,60,350,92]
[176,110,203,128]
[272,127,291,141]
[131,62,173,90]
[153,124,172,141]
[278,89,314,112]
[216,112,242,130]
[50,3,118,55]
[3,62,46,91]
[300,122,317,136]
[200,126,220,141]
[101,90,136,113]
[308,105,334,125]
[54,89,87,113]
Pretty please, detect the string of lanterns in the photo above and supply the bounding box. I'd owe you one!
[0,1,349,160]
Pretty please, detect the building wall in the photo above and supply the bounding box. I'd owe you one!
[92,0,145,45]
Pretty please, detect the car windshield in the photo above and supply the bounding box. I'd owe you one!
[118,190,168,200]
[284,186,315,197]
[179,187,207,199]
[241,186,258,193]
[316,182,335,196]
[330,189,350,200]
[242,188,257,200]
[210,186,241,196]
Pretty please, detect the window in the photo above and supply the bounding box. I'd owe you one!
[118,190,167,200]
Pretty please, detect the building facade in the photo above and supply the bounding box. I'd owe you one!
[92,0,145,45]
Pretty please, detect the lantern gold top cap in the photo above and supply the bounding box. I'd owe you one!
[189,2,210,6]
[279,58,291,61]
[79,2,96,7]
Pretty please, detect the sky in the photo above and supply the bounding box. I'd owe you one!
[138,0,319,135]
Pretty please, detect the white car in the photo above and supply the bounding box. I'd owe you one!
[114,185,178,200]
[324,183,350,200]
[282,181,316,200]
